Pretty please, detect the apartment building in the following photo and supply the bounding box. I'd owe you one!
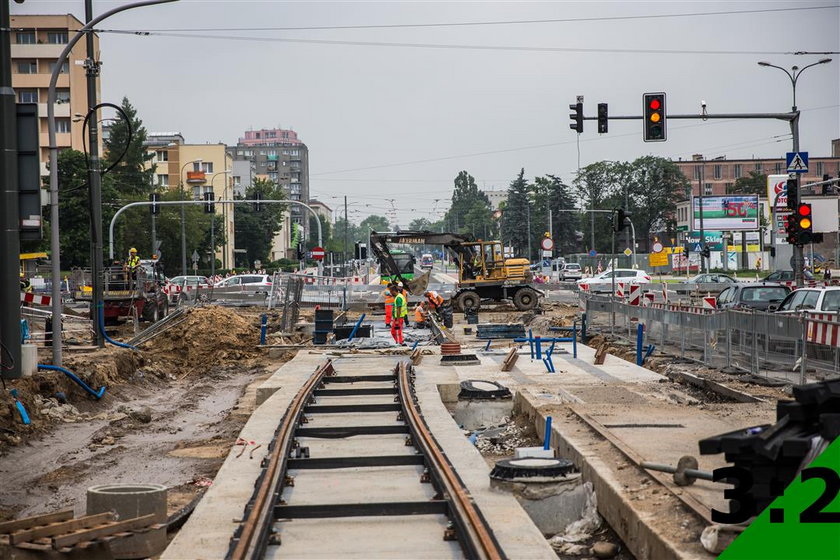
[9,14,101,174]
[228,128,311,260]
[144,134,235,268]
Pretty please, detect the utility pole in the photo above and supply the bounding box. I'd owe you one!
[85,0,105,348]
[1,0,22,378]
[343,195,348,271]
[698,161,706,273]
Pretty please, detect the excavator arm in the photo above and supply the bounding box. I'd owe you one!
[369,230,473,293]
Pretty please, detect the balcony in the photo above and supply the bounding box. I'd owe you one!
[186,171,206,183]
[11,44,64,59]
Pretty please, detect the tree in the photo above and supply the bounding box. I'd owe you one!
[534,175,579,255]
[102,97,155,198]
[729,171,767,196]
[306,214,331,250]
[235,178,286,266]
[624,156,688,251]
[500,169,531,259]
[408,218,433,231]
[50,150,93,268]
[444,171,492,236]
[359,215,390,236]
[573,161,624,253]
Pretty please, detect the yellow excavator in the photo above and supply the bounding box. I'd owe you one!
[369,231,541,311]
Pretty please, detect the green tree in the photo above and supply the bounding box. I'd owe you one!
[359,215,390,236]
[235,178,286,266]
[500,169,531,259]
[51,150,93,268]
[533,175,580,256]
[444,171,492,236]
[102,97,155,198]
[624,156,687,252]
[573,161,624,253]
[408,218,433,231]
[306,214,331,250]
[729,171,767,196]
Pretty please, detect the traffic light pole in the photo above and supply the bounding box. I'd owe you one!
[790,112,805,288]
[1,0,22,378]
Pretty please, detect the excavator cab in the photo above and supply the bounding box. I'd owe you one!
[457,241,531,285]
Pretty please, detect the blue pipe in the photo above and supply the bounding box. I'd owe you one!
[636,323,644,366]
[411,340,419,351]
[542,356,554,373]
[10,390,30,425]
[260,314,268,345]
[644,344,655,363]
[543,416,552,450]
[572,322,578,359]
[535,337,542,360]
[528,329,534,359]
[513,337,573,343]
[97,303,137,350]
[37,364,106,399]
[347,313,367,342]
[484,340,491,351]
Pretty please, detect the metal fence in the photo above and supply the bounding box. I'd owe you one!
[584,295,840,383]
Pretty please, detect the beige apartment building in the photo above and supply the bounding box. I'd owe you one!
[144,135,235,268]
[675,144,840,197]
[10,14,100,175]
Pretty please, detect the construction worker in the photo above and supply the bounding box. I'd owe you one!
[389,283,408,345]
[126,248,141,271]
[413,301,429,328]
[383,283,396,327]
[20,271,32,293]
[424,290,444,312]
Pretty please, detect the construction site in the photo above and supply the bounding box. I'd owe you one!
[3,247,836,560]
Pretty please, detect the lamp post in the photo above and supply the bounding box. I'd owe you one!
[209,170,231,278]
[179,159,202,275]
[757,58,832,286]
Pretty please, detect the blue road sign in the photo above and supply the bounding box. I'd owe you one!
[542,258,551,267]
[588,249,597,257]
[693,243,703,252]
[786,152,808,173]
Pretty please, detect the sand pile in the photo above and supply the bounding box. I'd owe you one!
[145,307,259,369]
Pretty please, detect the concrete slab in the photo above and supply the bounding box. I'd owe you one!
[306,411,402,428]
[268,515,461,559]
[298,434,413,458]
[283,465,434,505]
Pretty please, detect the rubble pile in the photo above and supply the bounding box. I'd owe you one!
[471,416,538,454]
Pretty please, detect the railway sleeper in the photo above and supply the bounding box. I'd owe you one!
[274,500,449,519]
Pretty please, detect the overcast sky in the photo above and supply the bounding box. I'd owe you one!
[14,1,840,224]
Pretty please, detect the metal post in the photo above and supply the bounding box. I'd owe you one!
[180,181,187,275]
[526,203,532,262]
[725,311,732,368]
[698,161,706,273]
[800,313,808,384]
[343,195,348,271]
[150,210,157,258]
[0,0,22,377]
[210,213,215,277]
[84,0,105,348]
[610,231,616,334]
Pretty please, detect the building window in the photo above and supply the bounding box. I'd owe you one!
[693,166,701,180]
[56,89,70,103]
[157,174,169,187]
[48,61,69,74]
[16,31,36,44]
[734,164,742,178]
[704,183,713,196]
[755,163,762,173]
[192,186,201,200]
[18,90,37,103]
[155,150,169,162]
[725,182,733,192]
[713,165,722,179]
[774,163,783,174]
[201,162,214,173]
[233,176,241,185]
[47,31,68,44]
[816,162,824,176]
[16,60,37,74]
[56,118,71,134]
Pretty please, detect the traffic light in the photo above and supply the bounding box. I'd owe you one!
[794,203,813,245]
[203,191,214,213]
[785,213,798,244]
[354,242,368,260]
[253,191,263,212]
[786,177,798,210]
[612,208,629,232]
[150,192,160,215]
[701,245,711,259]
[643,93,666,142]
[569,102,583,134]
[597,103,608,134]
[296,243,304,260]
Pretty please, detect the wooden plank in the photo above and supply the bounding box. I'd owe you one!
[594,342,609,365]
[410,348,423,365]
[10,513,115,545]
[51,514,156,549]
[0,510,73,534]
[501,347,519,372]
[567,406,713,522]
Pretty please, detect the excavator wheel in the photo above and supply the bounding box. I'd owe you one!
[454,291,481,312]
[513,287,539,311]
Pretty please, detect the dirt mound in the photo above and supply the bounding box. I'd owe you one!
[144,307,259,371]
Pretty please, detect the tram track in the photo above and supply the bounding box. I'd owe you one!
[227,359,505,559]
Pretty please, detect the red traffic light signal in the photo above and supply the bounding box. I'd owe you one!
[643,93,667,142]
[797,203,812,232]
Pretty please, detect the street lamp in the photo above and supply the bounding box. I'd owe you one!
[179,159,202,275]
[209,170,231,278]
[757,58,832,285]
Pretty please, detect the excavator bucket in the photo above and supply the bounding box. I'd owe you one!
[407,270,431,294]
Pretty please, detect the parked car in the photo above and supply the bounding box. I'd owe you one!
[577,268,651,293]
[167,275,211,304]
[558,262,583,281]
[761,269,815,282]
[772,286,840,314]
[716,282,791,311]
[675,273,738,294]
[214,274,272,291]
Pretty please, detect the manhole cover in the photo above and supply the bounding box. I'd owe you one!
[459,379,512,400]
[490,457,576,480]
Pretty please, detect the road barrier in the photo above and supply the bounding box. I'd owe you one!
[583,294,840,383]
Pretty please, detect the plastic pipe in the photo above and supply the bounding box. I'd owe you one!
[543,416,552,450]
[259,314,268,345]
[636,323,644,366]
[535,337,542,360]
[97,303,137,350]
[411,340,419,351]
[513,337,573,343]
[10,390,30,425]
[528,328,534,359]
[37,364,106,399]
[347,313,366,342]
[484,340,491,351]
[573,322,578,359]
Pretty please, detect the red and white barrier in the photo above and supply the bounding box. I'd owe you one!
[703,296,717,310]
[579,283,590,292]
[615,282,625,299]
[643,293,655,307]
[20,292,51,306]
[628,284,641,306]
[806,314,840,346]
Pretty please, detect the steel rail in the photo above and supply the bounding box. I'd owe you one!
[395,361,505,560]
[227,359,336,559]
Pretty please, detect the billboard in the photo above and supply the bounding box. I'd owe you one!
[692,195,759,231]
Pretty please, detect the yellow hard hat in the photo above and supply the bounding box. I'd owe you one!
[130,248,137,253]
[20,271,24,278]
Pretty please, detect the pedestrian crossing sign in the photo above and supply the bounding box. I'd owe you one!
[786,152,808,173]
